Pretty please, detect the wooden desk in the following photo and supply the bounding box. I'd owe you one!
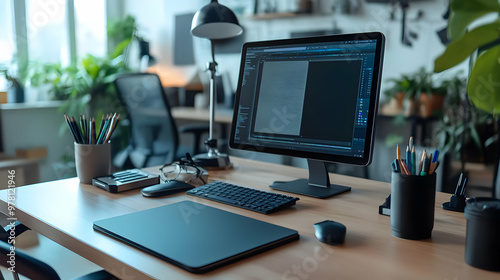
[0,157,497,279]
[171,106,233,124]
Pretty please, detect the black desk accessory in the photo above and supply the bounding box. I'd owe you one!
[187,181,299,214]
[141,181,194,197]
[464,197,500,271]
[442,172,467,212]
[379,194,391,216]
[93,200,299,273]
[314,220,346,245]
[92,169,159,193]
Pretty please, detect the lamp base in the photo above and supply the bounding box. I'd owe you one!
[193,153,232,169]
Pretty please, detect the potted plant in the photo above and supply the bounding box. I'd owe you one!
[1,65,25,103]
[382,67,447,117]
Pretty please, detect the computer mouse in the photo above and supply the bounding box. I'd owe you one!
[141,181,194,197]
[313,220,346,245]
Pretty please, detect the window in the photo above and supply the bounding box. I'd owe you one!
[0,0,14,64]
[26,0,68,63]
[0,0,14,90]
[75,0,106,58]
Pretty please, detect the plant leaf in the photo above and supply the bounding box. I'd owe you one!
[434,20,500,73]
[467,45,500,114]
[112,39,131,59]
[448,0,500,40]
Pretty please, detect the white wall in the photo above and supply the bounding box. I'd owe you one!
[123,0,464,96]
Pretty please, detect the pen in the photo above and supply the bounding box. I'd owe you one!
[432,149,439,163]
[393,159,401,173]
[409,136,413,151]
[391,161,397,173]
[420,157,430,176]
[411,146,416,175]
[396,144,401,172]
[406,146,411,175]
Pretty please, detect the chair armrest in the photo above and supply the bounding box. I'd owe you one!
[0,221,30,243]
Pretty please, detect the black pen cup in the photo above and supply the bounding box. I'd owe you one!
[464,197,500,271]
[390,172,436,240]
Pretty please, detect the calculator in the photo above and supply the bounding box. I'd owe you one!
[92,169,159,193]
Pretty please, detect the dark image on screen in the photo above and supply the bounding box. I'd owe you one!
[300,59,361,145]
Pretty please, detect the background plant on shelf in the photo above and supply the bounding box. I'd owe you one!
[382,67,447,117]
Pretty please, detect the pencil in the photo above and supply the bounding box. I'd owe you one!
[97,114,105,138]
[400,160,410,175]
[406,146,411,175]
[64,114,79,143]
[96,115,111,144]
[89,117,96,144]
[104,113,120,143]
[418,149,426,175]
[71,116,84,144]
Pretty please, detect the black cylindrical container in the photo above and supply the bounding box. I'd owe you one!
[390,172,436,240]
[464,197,500,271]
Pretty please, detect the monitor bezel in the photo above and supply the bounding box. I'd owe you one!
[229,32,385,167]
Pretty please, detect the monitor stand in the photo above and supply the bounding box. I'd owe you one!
[270,159,351,199]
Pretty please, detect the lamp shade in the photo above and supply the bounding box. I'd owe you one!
[191,0,243,40]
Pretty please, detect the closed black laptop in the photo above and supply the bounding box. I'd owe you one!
[93,200,299,273]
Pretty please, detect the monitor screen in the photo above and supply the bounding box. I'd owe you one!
[229,32,385,198]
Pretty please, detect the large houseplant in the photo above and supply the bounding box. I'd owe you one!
[434,0,500,114]
[434,0,500,197]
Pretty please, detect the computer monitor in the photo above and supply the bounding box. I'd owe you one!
[229,32,385,198]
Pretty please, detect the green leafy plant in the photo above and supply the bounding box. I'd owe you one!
[107,15,139,58]
[434,0,500,114]
[435,74,497,163]
[384,67,447,100]
[1,65,23,89]
[383,67,447,117]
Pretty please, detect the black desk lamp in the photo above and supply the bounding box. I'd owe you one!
[191,0,243,168]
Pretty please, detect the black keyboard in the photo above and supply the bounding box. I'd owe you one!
[187,181,299,214]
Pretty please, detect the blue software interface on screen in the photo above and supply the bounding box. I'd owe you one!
[233,39,378,159]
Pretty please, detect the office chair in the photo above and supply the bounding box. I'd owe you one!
[0,222,117,280]
[113,73,209,168]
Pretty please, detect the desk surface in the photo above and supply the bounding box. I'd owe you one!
[0,157,497,279]
[171,106,233,124]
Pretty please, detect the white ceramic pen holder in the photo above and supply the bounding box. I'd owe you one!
[74,142,111,184]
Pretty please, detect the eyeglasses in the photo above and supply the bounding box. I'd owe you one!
[159,154,207,185]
